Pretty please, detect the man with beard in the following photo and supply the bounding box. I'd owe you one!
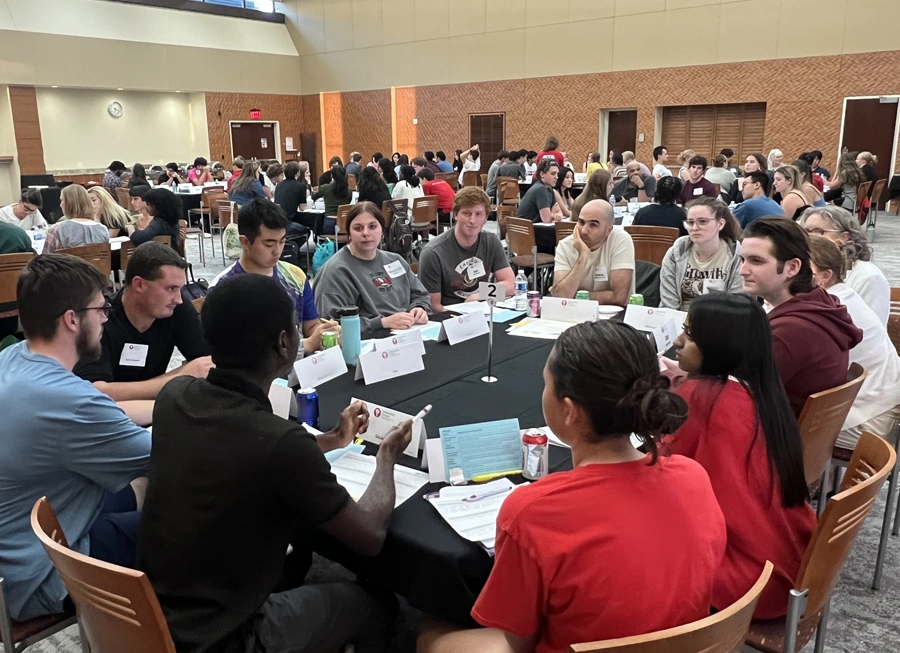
[0,254,152,621]
[75,242,212,400]
[418,187,515,312]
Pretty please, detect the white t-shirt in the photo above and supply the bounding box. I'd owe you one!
[554,228,636,297]
[652,163,671,178]
[391,180,425,205]
[827,283,900,436]
[458,158,482,186]
[0,204,47,230]
[524,162,537,177]
[845,260,890,326]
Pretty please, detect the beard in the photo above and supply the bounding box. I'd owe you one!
[75,322,102,362]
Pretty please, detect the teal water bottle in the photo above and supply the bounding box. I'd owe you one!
[339,306,361,365]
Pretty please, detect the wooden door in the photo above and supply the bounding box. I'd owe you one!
[607,110,637,154]
[230,122,277,161]
[469,114,505,162]
[842,98,898,181]
[299,132,319,178]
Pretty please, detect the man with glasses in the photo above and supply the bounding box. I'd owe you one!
[0,254,153,621]
[732,171,784,228]
[75,242,212,401]
[0,188,47,230]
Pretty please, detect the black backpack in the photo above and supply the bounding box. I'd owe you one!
[385,199,413,261]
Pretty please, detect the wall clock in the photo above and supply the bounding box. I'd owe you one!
[108,101,123,118]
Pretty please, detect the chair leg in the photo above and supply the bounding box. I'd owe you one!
[782,589,808,653]
[873,455,898,588]
[813,598,831,653]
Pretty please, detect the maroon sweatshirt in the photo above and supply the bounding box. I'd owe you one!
[768,287,863,417]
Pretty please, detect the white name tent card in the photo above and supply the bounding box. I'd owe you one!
[354,343,424,384]
[623,305,687,354]
[437,311,490,345]
[540,296,599,324]
[268,381,294,419]
[374,329,426,356]
[350,397,425,458]
[292,346,348,389]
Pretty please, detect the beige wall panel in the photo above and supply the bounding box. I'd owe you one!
[665,6,722,68]
[717,0,780,64]
[0,31,36,85]
[447,33,489,84]
[382,0,417,44]
[382,43,419,87]
[415,0,450,41]
[413,39,451,86]
[568,0,615,21]
[525,0,568,27]
[842,0,900,55]
[666,0,721,9]
[482,28,527,82]
[0,86,21,205]
[449,0,487,37]
[615,0,666,16]
[352,0,384,49]
[777,0,847,59]
[324,0,354,53]
[524,23,569,78]
[485,0,527,32]
[612,12,666,71]
[566,19,615,75]
[288,0,327,55]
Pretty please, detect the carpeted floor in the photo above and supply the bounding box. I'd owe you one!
[19,214,900,653]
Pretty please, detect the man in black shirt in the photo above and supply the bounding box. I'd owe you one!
[75,242,211,400]
[138,274,410,653]
[497,149,527,181]
[273,161,310,235]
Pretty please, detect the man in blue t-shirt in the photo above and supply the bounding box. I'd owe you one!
[0,254,152,621]
[733,171,785,228]
[212,199,338,356]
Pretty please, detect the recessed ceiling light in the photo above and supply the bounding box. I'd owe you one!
[51,85,58,88]
[175,90,181,93]
[117,88,123,91]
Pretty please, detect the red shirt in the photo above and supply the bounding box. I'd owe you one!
[472,456,726,653]
[423,179,454,213]
[665,379,817,619]
[812,173,825,192]
[536,150,565,169]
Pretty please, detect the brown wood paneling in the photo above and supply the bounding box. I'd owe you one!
[8,86,46,175]
[662,102,766,164]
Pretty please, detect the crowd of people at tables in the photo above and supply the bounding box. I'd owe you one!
[0,132,897,653]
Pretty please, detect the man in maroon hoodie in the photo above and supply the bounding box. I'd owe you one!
[740,218,863,416]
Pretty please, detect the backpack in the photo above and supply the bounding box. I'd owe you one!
[312,240,336,276]
[180,268,209,304]
[385,199,413,261]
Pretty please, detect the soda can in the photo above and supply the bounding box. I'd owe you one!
[575,290,590,300]
[629,294,644,306]
[296,388,319,429]
[521,429,549,480]
[321,331,338,349]
[527,291,541,318]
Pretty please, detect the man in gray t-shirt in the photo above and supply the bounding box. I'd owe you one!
[418,187,515,311]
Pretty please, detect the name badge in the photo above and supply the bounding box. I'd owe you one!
[466,258,486,279]
[693,187,703,196]
[119,344,149,367]
[384,260,406,279]
[593,265,608,283]
[703,279,725,294]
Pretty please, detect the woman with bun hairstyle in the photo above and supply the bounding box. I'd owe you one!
[662,292,815,619]
[419,320,726,653]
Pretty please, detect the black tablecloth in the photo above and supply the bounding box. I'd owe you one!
[312,320,569,625]
[176,192,202,222]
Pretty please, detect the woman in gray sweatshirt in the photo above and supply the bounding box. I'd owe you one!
[314,202,432,336]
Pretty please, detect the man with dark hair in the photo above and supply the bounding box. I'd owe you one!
[0,188,47,230]
[809,149,830,180]
[733,171,783,228]
[189,157,211,186]
[485,149,509,200]
[139,273,410,653]
[435,150,453,173]
[740,218,862,416]
[75,242,210,401]
[273,160,309,225]
[424,150,441,173]
[212,200,335,355]
[0,254,152,621]
[417,167,454,216]
[652,146,670,179]
[524,150,538,178]
[497,150,527,181]
[158,161,187,188]
[719,148,741,176]
[679,155,718,204]
[345,152,362,178]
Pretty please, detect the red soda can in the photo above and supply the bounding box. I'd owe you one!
[521,429,549,480]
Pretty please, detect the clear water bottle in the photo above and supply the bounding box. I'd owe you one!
[515,270,528,311]
[609,193,616,205]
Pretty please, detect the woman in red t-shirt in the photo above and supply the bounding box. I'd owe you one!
[536,136,566,170]
[419,321,726,653]
[662,292,817,619]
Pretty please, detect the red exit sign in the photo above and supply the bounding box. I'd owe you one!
[249,109,261,120]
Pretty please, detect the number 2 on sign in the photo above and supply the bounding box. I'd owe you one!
[479,282,501,307]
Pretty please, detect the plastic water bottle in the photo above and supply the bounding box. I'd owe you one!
[515,270,528,311]
[609,193,616,205]
[339,306,361,366]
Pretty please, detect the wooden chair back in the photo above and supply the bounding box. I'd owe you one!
[115,187,131,211]
[191,297,204,312]
[495,205,516,240]
[623,225,680,266]
[151,235,172,247]
[412,195,439,226]
[119,241,135,272]
[498,178,521,205]
[856,181,872,212]
[479,173,488,189]
[177,220,188,258]
[870,179,886,210]
[555,221,576,243]
[797,363,867,487]
[0,252,34,306]
[438,172,460,190]
[462,171,480,188]
[381,201,394,229]
[31,497,177,653]
[506,217,538,257]
[56,243,112,278]
[797,433,895,620]
[332,204,353,242]
[348,173,357,191]
[571,562,773,652]
[888,287,900,355]
[216,200,237,228]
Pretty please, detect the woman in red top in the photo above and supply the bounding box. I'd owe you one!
[419,321,726,653]
[663,292,817,619]
[536,136,565,169]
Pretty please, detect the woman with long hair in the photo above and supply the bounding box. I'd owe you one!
[355,166,392,207]
[825,152,864,210]
[312,166,352,234]
[790,159,826,207]
[419,320,726,652]
[663,292,815,618]
[552,167,576,219]
[659,196,744,309]
[44,184,109,254]
[228,161,267,206]
[537,135,565,168]
[677,149,695,181]
[391,164,424,205]
[570,169,613,223]
[704,154,736,195]
[129,188,182,250]
[128,163,149,189]
[393,153,409,179]
[452,149,463,173]
[377,157,399,190]
[772,165,810,220]
[87,186,132,237]
[767,148,784,170]
[799,205,890,325]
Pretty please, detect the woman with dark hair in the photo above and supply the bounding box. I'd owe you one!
[391,164,424,205]
[128,188,182,250]
[660,196,744,309]
[419,320,726,653]
[228,161,267,206]
[312,166,352,234]
[377,157,399,190]
[370,152,384,168]
[393,153,409,179]
[128,163,149,189]
[452,149,464,173]
[633,176,688,236]
[103,160,127,193]
[536,135,565,168]
[661,292,815,619]
[570,169,613,223]
[552,167,576,219]
[791,159,825,207]
[318,155,345,186]
[825,152,865,210]
[391,152,401,166]
[355,166,392,207]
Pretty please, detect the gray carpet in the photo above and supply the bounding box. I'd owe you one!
[18,216,900,653]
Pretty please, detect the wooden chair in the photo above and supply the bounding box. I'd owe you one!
[480,173,488,189]
[438,172,460,191]
[323,204,352,246]
[151,235,172,248]
[855,181,872,222]
[348,173,357,192]
[381,201,394,230]
[745,433,895,653]
[495,205,516,241]
[412,196,439,240]
[571,562,773,652]
[555,221,576,243]
[888,287,900,355]
[31,497,177,653]
[462,171,480,188]
[866,179,887,230]
[0,577,79,653]
[191,297,204,312]
[497,177,521,207]
[506,217,555,293]
[188,186,224,229]
[0,252,34,319]
[57,243,112,279]
[114,187,131,211]
[623,225,680,266]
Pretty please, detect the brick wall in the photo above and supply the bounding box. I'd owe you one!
[205,92,303,166]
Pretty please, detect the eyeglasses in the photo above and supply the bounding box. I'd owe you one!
[804,227,843,236]
[72,302,112,318]
[20,202,38,215]
[683,219,716,229]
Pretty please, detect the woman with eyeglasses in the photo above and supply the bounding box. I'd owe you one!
[0,188,47,230]
[659,196,744,310]
[799,205,889,325]
[661,292,815,619]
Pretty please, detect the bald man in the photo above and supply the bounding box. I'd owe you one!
[551,200,635,306]
[611,161,656,204]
